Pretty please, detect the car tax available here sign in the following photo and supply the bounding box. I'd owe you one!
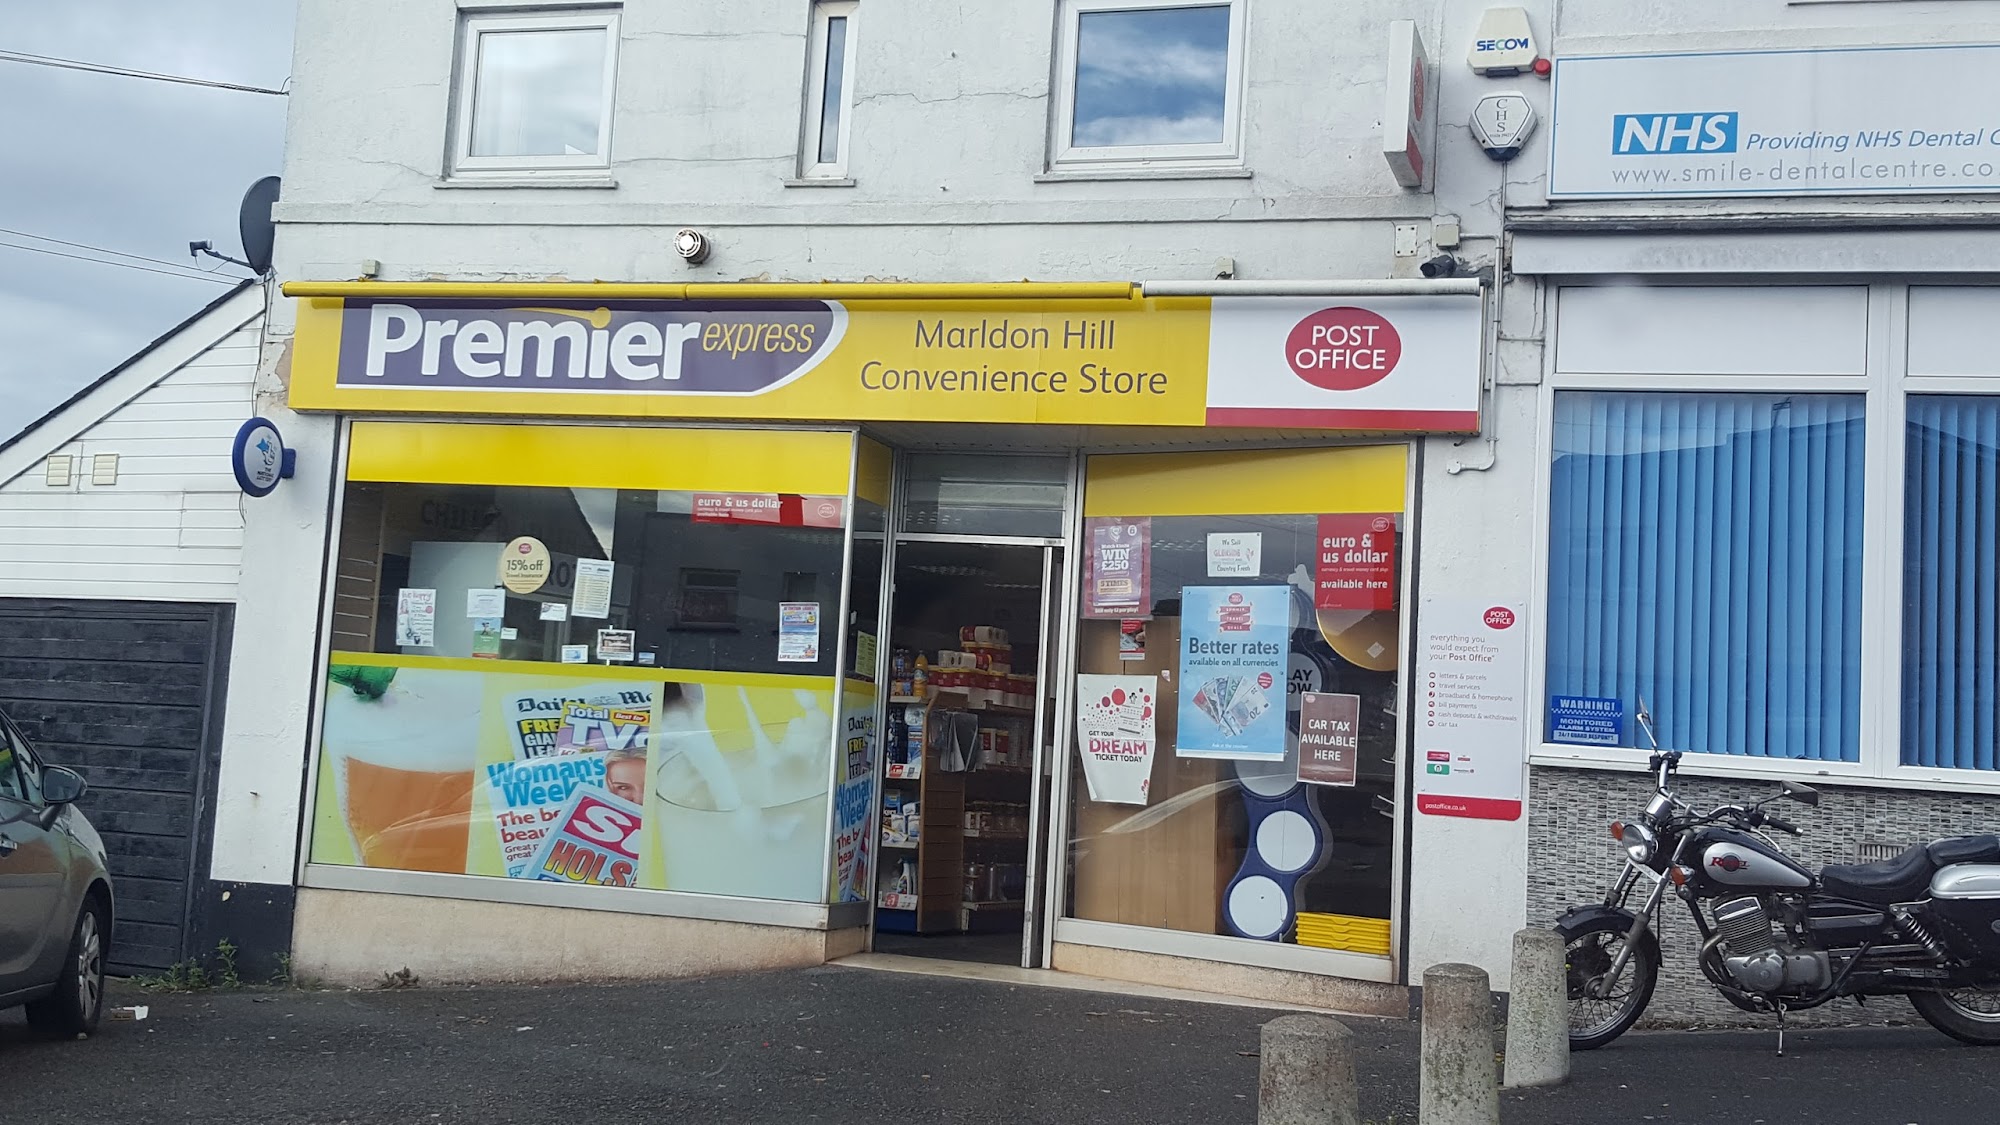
[1549,44,2000,199]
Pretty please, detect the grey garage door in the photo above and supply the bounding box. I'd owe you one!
[0,598,232,974]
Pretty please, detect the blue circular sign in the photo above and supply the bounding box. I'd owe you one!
[231,416,289,498]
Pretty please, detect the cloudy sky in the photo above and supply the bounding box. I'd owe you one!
[0,1,293,443]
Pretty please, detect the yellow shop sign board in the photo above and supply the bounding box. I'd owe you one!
[286,286,1482,431]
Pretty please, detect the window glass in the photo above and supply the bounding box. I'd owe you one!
[829,498,885,905]
[1071,5,1230,148]
[1065,484,1402,954]
[0,721,23,803]
[1546,391,1865,762]
[816,14,850,165]
[1903,396,2000,771]
[901,453,1068,537]
[311,479,849,903]
[470,26,610,158]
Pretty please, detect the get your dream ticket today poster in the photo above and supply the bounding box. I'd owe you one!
[1176,585,1289,761]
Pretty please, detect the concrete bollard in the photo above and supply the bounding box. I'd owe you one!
[1257,1014,1360,1125]
[1504,928,1571,1088]
[1420,963,1500,1125]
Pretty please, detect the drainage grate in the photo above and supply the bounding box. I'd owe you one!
[1857,842,1902,863]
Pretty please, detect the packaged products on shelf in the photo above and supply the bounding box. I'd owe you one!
[964,801,1028,837]
[883,793,920,844]
[935,650,979,670]
[960,861,1027,903]
[960,625,1010,647]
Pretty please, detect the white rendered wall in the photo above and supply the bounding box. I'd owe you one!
[0,301,259,603]
[205,345,340,885]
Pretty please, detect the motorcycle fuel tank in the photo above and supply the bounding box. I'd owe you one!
[1699,829,1813,890]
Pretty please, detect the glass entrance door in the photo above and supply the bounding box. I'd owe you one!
[869,538,1062,967]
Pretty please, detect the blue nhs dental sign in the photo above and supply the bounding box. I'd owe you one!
[1612,112,1738,155]
[1550,45,2000,199]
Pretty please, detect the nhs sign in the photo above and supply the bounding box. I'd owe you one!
[1553,45,2000,198]
[1612,112,1738,155]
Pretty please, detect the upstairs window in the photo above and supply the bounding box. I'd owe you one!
[1051,0,1245,169]
[800,1,859,178]
[451,9,621,176]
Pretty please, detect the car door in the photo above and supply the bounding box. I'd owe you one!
[0,716,68,990]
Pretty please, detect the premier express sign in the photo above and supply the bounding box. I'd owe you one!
[288,288,1482,432]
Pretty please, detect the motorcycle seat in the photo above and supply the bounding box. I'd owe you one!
[1928,834,2000,868]
[1819,844,1935,904]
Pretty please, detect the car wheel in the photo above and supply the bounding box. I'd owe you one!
[25,898,107,1037]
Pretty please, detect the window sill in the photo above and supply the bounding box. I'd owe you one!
[1531,745,2000,796]
[1035,166,1253,184]
[434,175,619,190]
[784,177,857,189]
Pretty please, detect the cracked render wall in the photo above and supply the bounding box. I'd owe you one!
[274,0,1467,286]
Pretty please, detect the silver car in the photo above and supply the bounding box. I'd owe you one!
[0,707,112,1036]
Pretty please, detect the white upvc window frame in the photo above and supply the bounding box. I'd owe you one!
[1048,0,1247,171]
[449,7,622,178]
[1527,280,2000,796]
[799,0,859,179]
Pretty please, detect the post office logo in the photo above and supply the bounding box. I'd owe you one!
[1285,307,1402,392]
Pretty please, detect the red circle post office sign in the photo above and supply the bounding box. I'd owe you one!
[1284,307,1403,391]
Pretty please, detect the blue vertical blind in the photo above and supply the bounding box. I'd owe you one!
[1904,396,2000,771]
[1547,392,1865,762]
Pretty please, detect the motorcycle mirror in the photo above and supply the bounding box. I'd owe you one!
[1782,781,1821,807]
[1634,698,1661,751]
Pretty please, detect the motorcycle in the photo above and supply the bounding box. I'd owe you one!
[1556,708,2000,1052]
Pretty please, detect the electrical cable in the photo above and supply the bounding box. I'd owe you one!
[0,49,286,96]
[0,239,235,284]
[0,226,234,275]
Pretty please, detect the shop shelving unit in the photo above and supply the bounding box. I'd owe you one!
[876,685,1035,934]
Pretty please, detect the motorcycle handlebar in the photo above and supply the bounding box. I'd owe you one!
[1763,813,1802,836]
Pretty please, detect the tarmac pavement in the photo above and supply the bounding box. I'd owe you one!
[1,963,1992,1124]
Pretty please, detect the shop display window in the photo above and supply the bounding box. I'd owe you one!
[1064,447,1405,956]
[1546,391,1865,763]
[309,424,860,905]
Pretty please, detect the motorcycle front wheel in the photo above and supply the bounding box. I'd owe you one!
[1556,915,1659,1051]
[1910,987,2000,1045]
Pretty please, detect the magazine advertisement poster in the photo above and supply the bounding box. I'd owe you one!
[312,655,839,902]
[830,686,879,903]
[528,785,645,888]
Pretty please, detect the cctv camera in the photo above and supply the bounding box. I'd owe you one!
[1419,253,1460,279]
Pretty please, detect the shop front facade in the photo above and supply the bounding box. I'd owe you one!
[248,281,1486,1008]
[204,0,1569,1004]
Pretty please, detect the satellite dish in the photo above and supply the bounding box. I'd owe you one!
[238,176,280,274]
